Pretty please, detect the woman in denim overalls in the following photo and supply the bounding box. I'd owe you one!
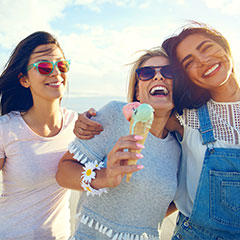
[162,22,240,239]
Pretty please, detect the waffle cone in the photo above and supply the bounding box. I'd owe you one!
[126,119,151,182]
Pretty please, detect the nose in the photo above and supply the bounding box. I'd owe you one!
[196,54,211,67]
[50,64,61,76]
[154,69,164,81]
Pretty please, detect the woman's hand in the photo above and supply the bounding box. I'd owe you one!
[165,114,183,137]
[91,135,145,189]
[74,108,103,139]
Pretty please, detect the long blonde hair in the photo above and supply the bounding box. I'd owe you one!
[127,47,169,102]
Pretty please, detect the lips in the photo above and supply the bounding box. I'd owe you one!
[202,63,221,78]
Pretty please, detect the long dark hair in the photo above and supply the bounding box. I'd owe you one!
[162,22,232,115]
[0,31,64,115]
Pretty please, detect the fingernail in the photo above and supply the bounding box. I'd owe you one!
[136,153,144,158]
[136,143,144,149]
[137,165,144,170]
[134,135,144,140]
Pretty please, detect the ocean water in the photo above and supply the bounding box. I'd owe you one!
[62,95,126,113]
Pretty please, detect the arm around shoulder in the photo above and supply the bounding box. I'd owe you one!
[165,114,183,138]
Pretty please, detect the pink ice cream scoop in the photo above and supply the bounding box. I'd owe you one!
[122,102,141,121]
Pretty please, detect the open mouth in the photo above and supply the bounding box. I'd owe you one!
[202,63,220,77]
[150,86,169,96]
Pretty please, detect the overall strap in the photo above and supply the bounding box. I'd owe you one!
[197,103,216,146]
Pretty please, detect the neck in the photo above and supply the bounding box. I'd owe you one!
[22,99,62,137]
[211,74,240,102]
[150,112,171,139]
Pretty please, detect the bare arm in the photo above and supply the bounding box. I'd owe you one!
[56,135,145,190]
[56,151,85,190]
[0,158,5,171]
[74,108,103,140]
[165,114,183,137]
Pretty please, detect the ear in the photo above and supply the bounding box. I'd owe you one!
[18,73,30,88]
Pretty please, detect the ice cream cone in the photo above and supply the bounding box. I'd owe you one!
[126,119,151,182]
[123,103,154,182]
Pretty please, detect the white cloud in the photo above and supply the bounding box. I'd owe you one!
[72,0,151,11]
[176,0,185,4]
[203,0,240,15]
[58,23,176,97]
[0,0,180,97]
[0,0,175,98]
[1,0,239,100]
[0,0,71,49]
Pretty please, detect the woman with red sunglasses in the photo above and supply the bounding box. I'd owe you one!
[56,47,181,240]
[0,31,78,239]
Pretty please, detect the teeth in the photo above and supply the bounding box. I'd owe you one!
[150,86,168,95]
[204,64,219,76]
[48,82,62,86]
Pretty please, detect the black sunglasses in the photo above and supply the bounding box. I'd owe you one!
[136,65,173,81]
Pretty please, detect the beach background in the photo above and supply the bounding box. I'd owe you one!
[1,1,239,238]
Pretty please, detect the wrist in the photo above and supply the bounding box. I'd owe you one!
[80,160,108,196]
[91,168,108,189]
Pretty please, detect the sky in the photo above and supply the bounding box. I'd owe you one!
[0,0,240,111]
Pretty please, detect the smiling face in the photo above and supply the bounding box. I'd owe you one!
[176,33,233,90]
[20,43,67,105]
[136,56,174,116]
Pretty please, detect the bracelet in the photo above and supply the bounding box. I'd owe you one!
[81,160,108,196]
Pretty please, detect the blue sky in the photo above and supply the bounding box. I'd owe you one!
[0,0,239,105]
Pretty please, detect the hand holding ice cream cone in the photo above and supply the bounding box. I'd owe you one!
[123,102,154,182]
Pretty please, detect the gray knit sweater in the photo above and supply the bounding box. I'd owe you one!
[69,101,181,240]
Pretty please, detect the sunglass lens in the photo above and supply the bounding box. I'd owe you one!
[38,62,53,75]
[138,67,155,80]
[57,60,69,73]
[161,66,173,79]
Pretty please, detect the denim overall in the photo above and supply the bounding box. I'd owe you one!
[172,104,240,240]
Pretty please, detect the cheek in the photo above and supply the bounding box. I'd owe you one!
[185,68,197,82]
[61,73,67,79]
[224,55,233,71]
[138,82,148,96]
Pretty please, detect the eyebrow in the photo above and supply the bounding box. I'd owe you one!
[196,40,211,50]
[180,40,212,65]
[180,55,191,65]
